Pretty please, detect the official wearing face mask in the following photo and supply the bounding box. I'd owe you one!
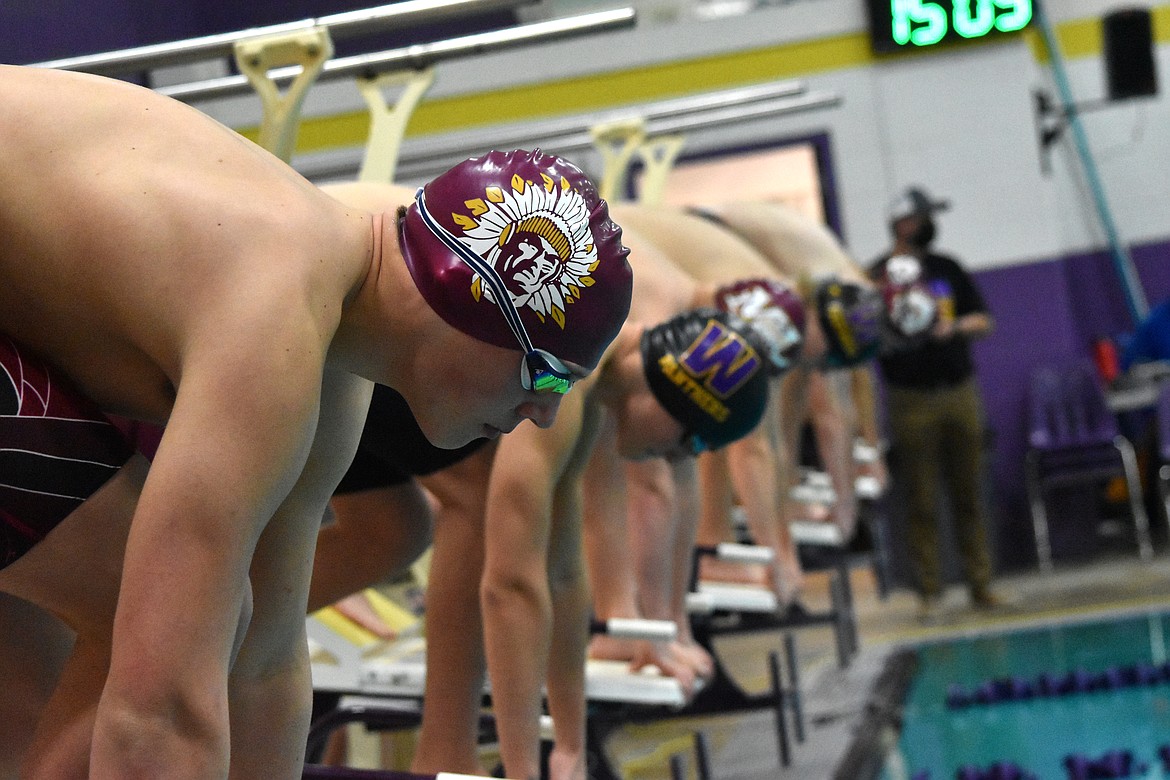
[867,187,1004,623]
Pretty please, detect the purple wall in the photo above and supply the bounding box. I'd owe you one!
[0,1,518,66]
[966,236,1170,570]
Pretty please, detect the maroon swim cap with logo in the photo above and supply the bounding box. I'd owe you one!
[398,149,633,370]
[713,277,806,375]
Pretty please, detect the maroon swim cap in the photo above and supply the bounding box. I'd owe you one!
[713,278,806,375]
[399,149,633,370]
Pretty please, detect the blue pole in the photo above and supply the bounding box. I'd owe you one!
[1033,0,1148,325]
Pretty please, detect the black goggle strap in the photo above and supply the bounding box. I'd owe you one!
[680,430,708,457]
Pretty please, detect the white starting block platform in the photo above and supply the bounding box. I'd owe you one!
[687,581,778,614]
[855,475,882,500]
[789,520,845,548]
[309,617,693,709]
[791,471,885,506]
[323,694,559,743]
[790,480,836,506]
[706,517,846,549]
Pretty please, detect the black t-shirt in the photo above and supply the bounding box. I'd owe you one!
[868,250,988,390]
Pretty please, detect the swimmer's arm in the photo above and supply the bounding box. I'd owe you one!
[934,311,994,341]
[725,414,799,601]
[584,424,642,621]
[776,368,810,524]
[667,456,701,626]
[850,366,889,490]
[481,390,584,780]
[228,369,370,778]
[91,318,328,778]
[545,473,590,779]
[808,372,857,537]
[850,366,882,450]
[623,457,677,620]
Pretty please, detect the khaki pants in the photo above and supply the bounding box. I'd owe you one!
[887,379,993,598]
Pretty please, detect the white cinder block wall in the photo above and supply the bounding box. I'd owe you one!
[194,1,1169,278]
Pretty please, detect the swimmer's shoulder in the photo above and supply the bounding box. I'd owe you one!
[321,181,416,215]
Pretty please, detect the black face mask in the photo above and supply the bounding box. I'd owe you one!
[908,219,936,249]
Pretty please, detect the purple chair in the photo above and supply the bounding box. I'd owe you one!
[1025,361,1153,572]
[1155,381,1170,535]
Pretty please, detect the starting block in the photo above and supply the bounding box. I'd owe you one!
[307,606,702,779]
[687,580,778,615]
[309,608,696,706]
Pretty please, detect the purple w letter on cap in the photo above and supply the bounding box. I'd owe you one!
[678,321,762,398]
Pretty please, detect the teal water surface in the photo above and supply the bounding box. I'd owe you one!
[881,612,1170,779]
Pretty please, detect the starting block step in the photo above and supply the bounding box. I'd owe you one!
[790,482,836,505]
[790,520,844,547]
[715,541,774,563]
[687,581,778,614]
[315,630,694,709]
[582,659,692,707]
[855,475,882,500]
[596,617,678,642]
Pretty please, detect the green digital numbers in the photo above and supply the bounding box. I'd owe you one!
[892,0,947,45]
[953,0,994,38]
[994,0,1033,32]
[885,0,1032,49]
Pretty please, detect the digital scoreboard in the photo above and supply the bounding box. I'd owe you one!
[867,0,1034,53]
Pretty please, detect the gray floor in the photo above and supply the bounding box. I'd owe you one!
[601,553,1170,779]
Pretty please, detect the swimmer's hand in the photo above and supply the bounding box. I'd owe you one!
[332,592,398,640]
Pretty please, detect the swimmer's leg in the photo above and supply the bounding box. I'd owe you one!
[1,455,149,780]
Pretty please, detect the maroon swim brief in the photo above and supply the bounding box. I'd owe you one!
[0,337,135,568]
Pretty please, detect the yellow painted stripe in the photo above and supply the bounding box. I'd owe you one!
[312,605,380,647]
[236,5,1170,154]
[1159,5,1170,41]
[1031,5,1170,63]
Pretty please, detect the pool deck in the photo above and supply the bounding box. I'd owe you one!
[601,553,1170,779]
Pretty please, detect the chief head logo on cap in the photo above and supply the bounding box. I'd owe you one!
[880,255,938,339]
[885,284,938,339]
[641,308,771,453]
[399,149,633,370]
[887,186,950,225]
[815,278,884,368]
[886,254,923,286]
[713,278,806,376]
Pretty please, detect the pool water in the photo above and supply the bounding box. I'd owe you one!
[881,611,1170,779]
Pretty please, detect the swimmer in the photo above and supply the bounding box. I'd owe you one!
[608,204,810,608]
[0,63,633,779]
[687,201,887,539]
[285,183,771,779]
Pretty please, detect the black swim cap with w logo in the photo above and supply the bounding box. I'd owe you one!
[641,308,771,452]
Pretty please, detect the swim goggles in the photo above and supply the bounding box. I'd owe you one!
[414,188,575,395]
[680,431,709,458]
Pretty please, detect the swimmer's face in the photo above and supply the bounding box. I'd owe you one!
[611,382,689,461]
[408,337,582,449]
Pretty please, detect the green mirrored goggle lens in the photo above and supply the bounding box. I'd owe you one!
[531,371,572,394]
[522,351,574,395]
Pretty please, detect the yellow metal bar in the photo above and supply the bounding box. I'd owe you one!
[589,117,647,202]
[357,67,436,183]
[234,28,334,162]
[635,134,686,206]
